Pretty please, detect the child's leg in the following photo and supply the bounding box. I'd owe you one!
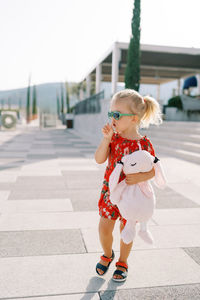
[97,216,116,275]
[113,221,133,280]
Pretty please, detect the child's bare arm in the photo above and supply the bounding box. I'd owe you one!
[125,168,155,185]
[95,123,114,164]
[95,138,111,164]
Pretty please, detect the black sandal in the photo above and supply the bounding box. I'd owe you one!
[112,261,128,282]
[96,250,115,276]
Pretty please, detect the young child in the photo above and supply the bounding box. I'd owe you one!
[94,89,162,282]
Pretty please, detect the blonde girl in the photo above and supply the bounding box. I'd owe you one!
[95,89,162,282]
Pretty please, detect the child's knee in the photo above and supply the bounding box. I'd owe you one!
[99,217,115,236]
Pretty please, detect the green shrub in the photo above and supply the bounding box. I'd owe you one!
[167,96,183,110]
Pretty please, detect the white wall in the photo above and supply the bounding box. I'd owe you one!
[139,84,158,99]
[74,78,199,143]
[100,79,185,105]
[166,107,200,121]
[100,82,125,99]
[74,97,111,145]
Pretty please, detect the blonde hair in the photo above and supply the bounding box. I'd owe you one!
[111,89,162,128]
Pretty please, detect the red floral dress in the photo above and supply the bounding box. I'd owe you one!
[98,132,155,225]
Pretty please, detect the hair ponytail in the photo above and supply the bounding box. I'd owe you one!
[140,96,162,128]
[111,89,163,128]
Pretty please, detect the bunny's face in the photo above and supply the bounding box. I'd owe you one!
[122,150,154,175]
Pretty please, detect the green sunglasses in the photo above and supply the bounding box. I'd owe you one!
[108,111,136,120]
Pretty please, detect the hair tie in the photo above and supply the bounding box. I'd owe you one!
[143,98,146,103]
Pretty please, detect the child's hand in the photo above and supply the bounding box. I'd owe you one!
[125,173,142,185]
[125,168,155,185]
[102,123,114,141]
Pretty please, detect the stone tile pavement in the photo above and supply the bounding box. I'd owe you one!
[0,127,200,299]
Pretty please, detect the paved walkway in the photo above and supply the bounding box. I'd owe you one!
[0,126,200,299]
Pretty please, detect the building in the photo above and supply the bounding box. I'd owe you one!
[79,42,200,104]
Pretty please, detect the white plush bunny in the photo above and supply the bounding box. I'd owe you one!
[109,142,166,245]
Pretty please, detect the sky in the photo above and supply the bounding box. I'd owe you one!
[0,0,200,91]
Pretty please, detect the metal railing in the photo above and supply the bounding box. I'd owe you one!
[74,90,104,115]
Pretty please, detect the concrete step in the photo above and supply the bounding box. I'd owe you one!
[154,144,200,164]
[142,122,200,164]
[143,130,200,143]
[150,137,200,154]
[143,125,200,135]
[158,121,200,129]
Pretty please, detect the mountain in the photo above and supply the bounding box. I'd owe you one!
[0,82,78,114]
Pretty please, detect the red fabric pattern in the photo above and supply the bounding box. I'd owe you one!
[98,133,155,224]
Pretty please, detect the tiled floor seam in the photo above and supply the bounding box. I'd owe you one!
[80,229,88,253]
[101,282,200,290]
[98,283,200,299]
[182,247,200,266]
[0,291,100,300]
[1,248,199,259]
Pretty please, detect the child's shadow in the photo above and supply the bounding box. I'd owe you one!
[80,276,125,300]
[100,278,125,299]
[79,276,105,300]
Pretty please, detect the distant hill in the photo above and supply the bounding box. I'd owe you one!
[0,82,79,114]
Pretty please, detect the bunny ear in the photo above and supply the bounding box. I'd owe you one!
[109,161,124,192]
[153,160,167,189]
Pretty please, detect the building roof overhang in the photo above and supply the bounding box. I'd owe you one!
[83,42,200,85]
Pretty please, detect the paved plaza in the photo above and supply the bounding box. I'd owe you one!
[0,126,200,299]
